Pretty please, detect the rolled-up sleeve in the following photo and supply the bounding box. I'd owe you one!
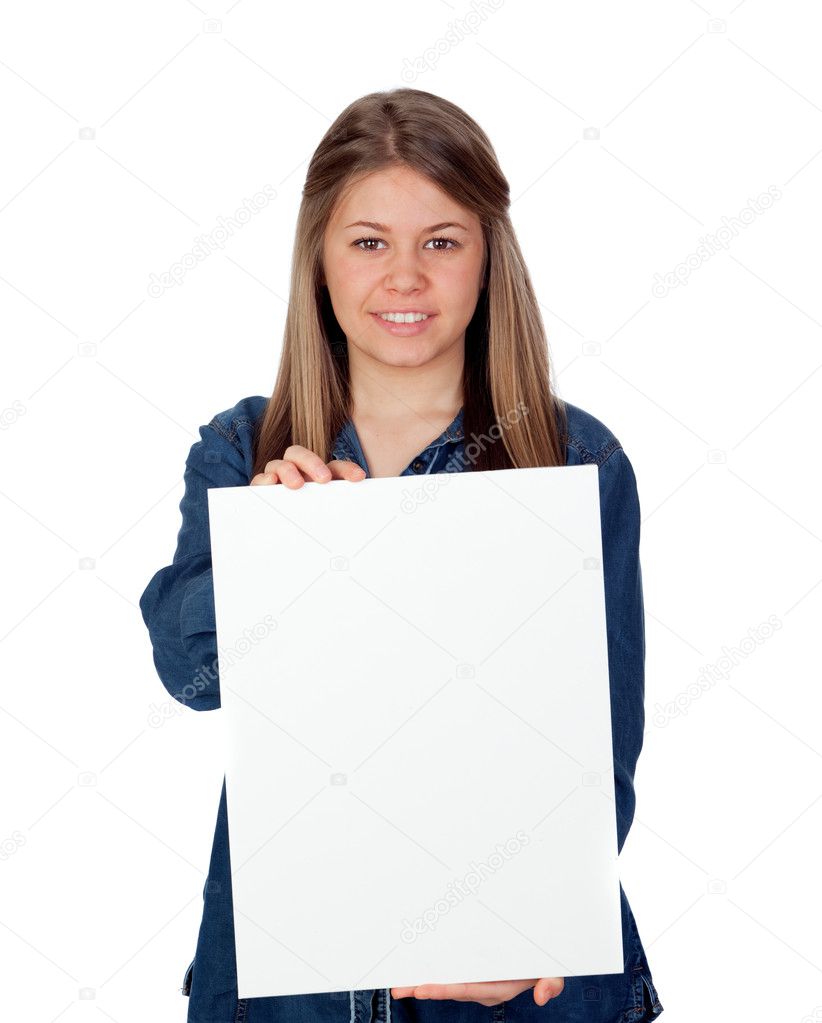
[139,420,249,711]
[598,446,646,854]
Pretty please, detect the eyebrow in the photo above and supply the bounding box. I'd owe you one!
[343,220,469,233]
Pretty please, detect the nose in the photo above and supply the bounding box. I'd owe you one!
[383,246,426,291]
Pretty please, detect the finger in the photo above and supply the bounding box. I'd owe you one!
[326,459,367,481]
[534,977,564,1005]
[390,988,415,998]
[264,458,321,486]
[256,461,306,489]
[413,980,534,1003]
[281,446,334,482]
[251,469,295,487]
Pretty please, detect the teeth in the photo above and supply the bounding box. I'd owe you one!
[377,312,429,323]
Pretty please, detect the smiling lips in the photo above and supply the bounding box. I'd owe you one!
[374,311,433,322]
[369,311,437,336]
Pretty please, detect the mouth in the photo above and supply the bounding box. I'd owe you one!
[369,311,437,337]
[371,310,435,322]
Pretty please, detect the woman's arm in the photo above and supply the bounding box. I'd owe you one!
[598,446,646,853]
[139,419,249,712]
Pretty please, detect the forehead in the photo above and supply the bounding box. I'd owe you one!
[330,166,478,231]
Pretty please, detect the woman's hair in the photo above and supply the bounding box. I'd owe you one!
[252,87,568,477]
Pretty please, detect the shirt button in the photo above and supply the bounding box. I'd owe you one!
[412,460,424,472]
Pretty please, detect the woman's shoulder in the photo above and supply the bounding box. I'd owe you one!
[559,399,624,466]
[185,395,269,480]
[206,393,269,442]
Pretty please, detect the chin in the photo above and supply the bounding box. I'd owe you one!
[376,350,436,368]
[357,336,436,362]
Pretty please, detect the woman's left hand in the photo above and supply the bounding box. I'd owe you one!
[390,977,564,1007]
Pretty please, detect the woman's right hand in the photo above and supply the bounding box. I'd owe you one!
[250,445,367,489]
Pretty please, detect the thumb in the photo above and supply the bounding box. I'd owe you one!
[533,978,562,1005]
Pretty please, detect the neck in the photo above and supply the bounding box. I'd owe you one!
[347,339,465,423]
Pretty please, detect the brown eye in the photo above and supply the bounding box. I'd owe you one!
[352,236,385,251]
[425,236,460,251]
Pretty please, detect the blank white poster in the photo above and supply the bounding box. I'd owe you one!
[206,465,623,998]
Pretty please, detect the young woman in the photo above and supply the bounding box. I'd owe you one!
[140,88,664,1023]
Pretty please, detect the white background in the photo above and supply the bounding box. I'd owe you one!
[1,1,820,1021]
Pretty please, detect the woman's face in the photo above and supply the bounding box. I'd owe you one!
[321,165,485,371]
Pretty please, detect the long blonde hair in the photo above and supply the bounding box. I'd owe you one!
[252,87,567,477]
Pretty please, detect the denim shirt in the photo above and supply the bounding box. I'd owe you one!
[139,395,664,1023]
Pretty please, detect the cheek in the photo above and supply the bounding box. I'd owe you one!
[445,264,483,309]
[333,256,381,292]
